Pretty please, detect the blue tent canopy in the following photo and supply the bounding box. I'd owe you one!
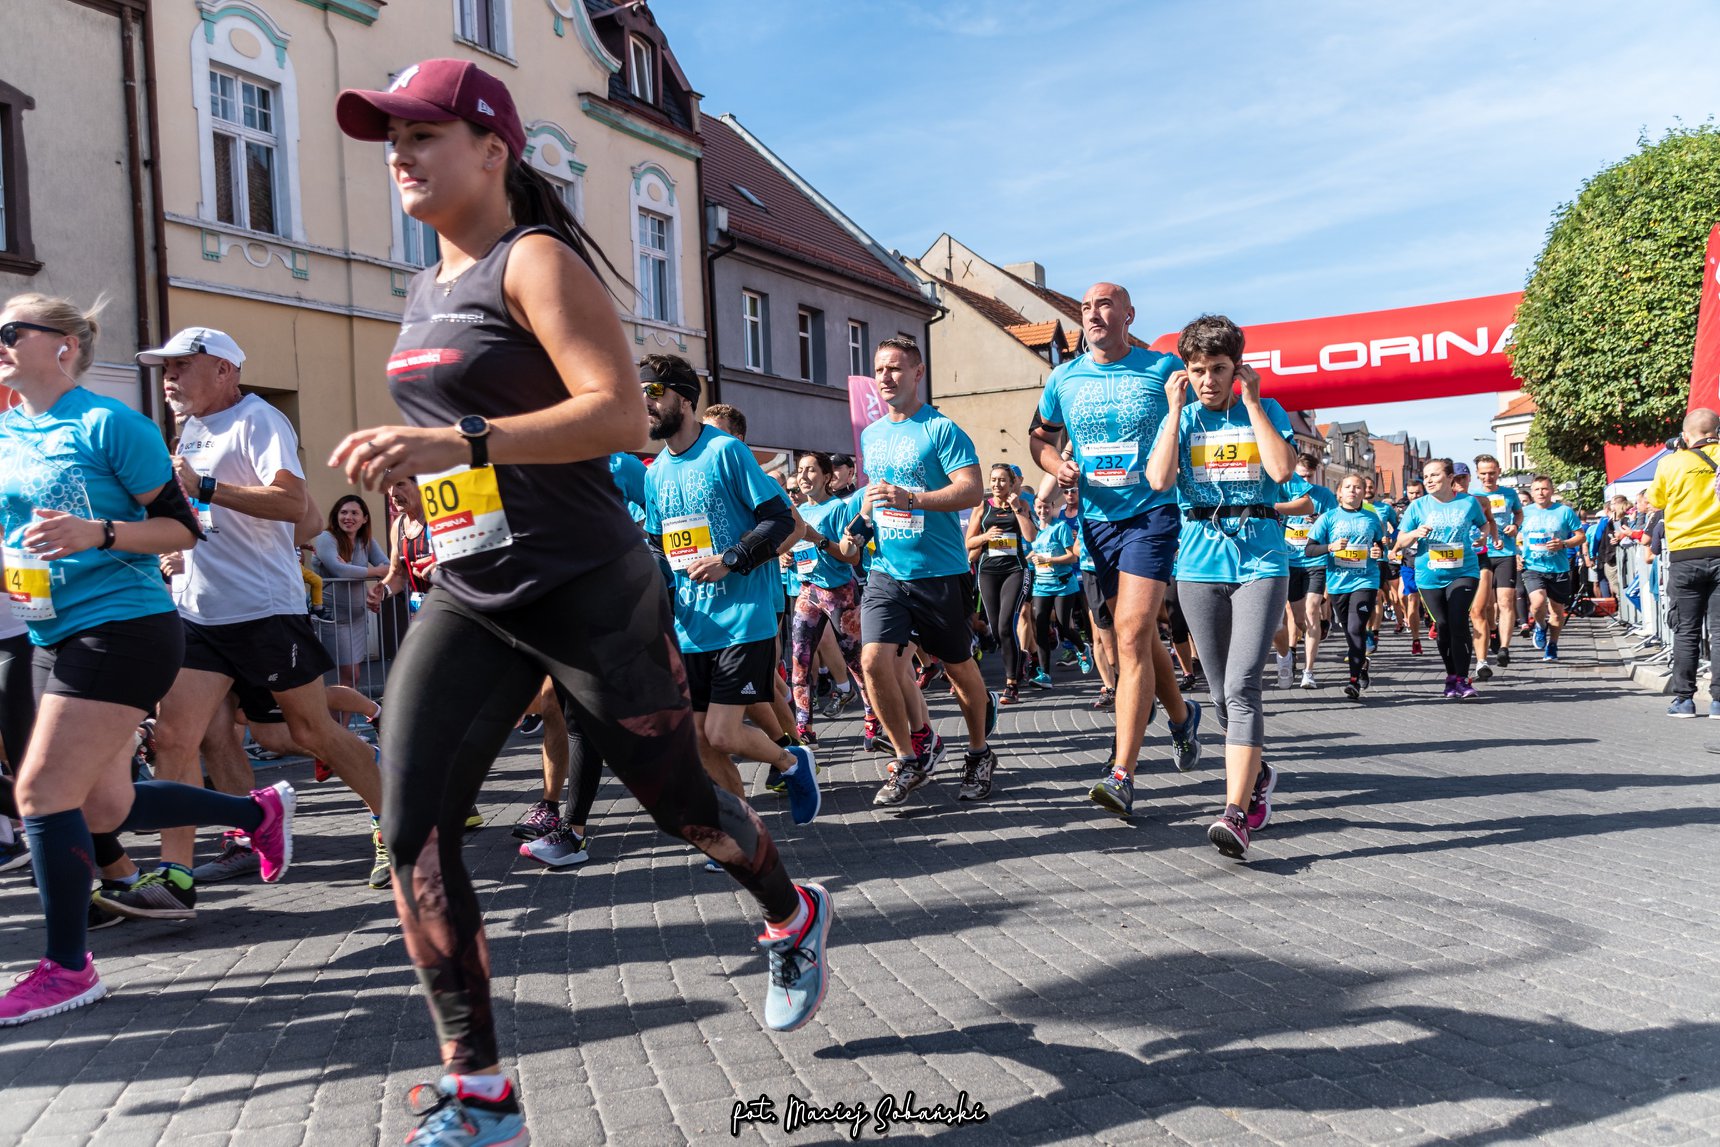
[1615,448,1671,483]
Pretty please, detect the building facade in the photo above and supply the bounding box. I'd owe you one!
[701,114,935,460]
[143,0,706,509]
[1317,419,1378,489]
[1370,431,1431,499]
[1490,390,1536,474]
[0,0,162,413]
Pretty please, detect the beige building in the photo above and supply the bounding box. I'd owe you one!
[137,0,707,508]
[1490,389,1536,473]
[0,0,162,414]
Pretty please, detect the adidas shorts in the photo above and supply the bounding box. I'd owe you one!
[683,636,778,712]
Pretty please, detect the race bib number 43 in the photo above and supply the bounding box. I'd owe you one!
[2,547,54,621]
[1083,441,1141,488]
[420,465,513,564]
[1189,428,1261,484]
[661,513,714,571]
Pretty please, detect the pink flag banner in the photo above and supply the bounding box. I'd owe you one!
[847,373,884,484]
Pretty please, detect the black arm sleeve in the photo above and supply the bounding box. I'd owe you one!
[727,495,796,575]
[144,478,206,541]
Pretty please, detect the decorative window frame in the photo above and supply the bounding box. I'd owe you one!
[629,162,681,326]
[627,34,655,104]
[0,78,39,274]
[524,120,586,224]
[191,2,303,242]
[453,0,515,63]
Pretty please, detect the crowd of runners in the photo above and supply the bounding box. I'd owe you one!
[0,58,1611,1147]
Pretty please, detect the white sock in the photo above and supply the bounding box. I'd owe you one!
[835,681,852,694]
[451,1072,510,1101]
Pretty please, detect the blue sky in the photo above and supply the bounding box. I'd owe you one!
[651,0,1720,463]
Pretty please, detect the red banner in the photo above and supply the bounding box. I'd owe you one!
[847,373,884,484]
[1149,292,1524,409]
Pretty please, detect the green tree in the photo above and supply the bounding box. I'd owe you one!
[1509,123,1720,472]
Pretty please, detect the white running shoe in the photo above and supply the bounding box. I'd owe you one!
[1299,670,1317,690]
[1275,653,1293,690]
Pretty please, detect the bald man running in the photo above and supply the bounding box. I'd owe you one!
[1030,283,1201,818]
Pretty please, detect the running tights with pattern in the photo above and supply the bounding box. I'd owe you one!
[790,581,868,725]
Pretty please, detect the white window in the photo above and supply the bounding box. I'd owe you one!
[743,291,766,372]
[400,203,438,268]
[456,0,510,56]
[523,122,585,224]
[628,35,655,103]
[798,309,814,382]
[1508,439,1527,472]
[208,69,282,235]
[637,211,672,323]
[847,320,868,377]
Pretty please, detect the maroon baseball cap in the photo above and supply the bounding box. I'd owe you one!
[336,58,525,159]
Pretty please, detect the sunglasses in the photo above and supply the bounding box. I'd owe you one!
[0,321,66,348]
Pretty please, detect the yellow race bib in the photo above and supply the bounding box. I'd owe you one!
[420,465,513,563]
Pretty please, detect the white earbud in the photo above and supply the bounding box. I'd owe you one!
[57,346,67,359]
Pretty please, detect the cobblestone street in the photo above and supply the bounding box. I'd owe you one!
[5,618,1718,1146]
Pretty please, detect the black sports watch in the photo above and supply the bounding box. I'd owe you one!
[721,545,746,573]
[457,415,491,467]
[197,475,218,504]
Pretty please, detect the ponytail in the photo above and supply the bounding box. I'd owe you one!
[502,157,630,299]
[4,291,107,379]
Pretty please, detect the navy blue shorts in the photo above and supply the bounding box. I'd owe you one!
[1080,504,1180,602]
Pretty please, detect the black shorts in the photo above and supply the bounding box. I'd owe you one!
[34,611,184,712]
[1080,570,1112,630]
[859,570,975,665]
[183,613,333,696]
[232,681,286,724]
[1489,555,1519,588]
[1523,569,1573,605]
[683,636,777,712]
[1286,566,1327,602]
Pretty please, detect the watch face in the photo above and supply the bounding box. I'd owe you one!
[459,415,488,437]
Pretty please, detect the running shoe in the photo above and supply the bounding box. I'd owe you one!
[703,858,724,873]
[1091,688,1114,711]
[1299,670,1317,690]
[1169,699,1202,773]
[794,724,818,746]
[0,955,105,1027]
[1442,675,1460,699]
[1343,678,1361,700]
[0,838,29,874]
[759,883,833,1032]
[403,1076,527,1147]
[1532,623,1547,650]
[1057,643,1079,668]
[1207,808,1250,859]
[87,885,127,931]
[1454,678,1479,701]
[93,870,196,921]
[1359,668,1371,693]
[957,747,997,801]
[910,727,947,774]
[1411,638,1423,656]
[1475,661,1493,682]
[511,800,562,842]
[1275,653,1294,690]
[1077,644,1094,675]
[816,672,834,700]
[1497,647,1511,668]
[999,683,1022,706]
[1246,764,1278,831]
[782,745,820,825]
[1668,697,1698,718]
[764,768,789,795]
[464,807,485,832]
[191,832,259,883]
[1365,632,1378,654]
[1176,672,1197,692]
[873,758,932,806]
[250,781,296,883]
[915,662,944,691]
[984,690,1000,740]
[819,687,857,720]
[520,823,590,869]
[862,715,886,754]
[518,714,545,738]
[370,828,393,890]
[1710,700,1720,720]
[1029,668,1053,690]
[1089,770,1134,817]
[1542,643,1558,662]
[245,743,282,761]
[312,759,333,783]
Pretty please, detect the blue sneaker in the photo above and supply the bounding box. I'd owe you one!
[1710,700,1720,720]
[1076,643,1093,675]
[1532,623,1547,650]
[404,1077,527,1146]
[984,690,999,739]
[1365,632,1377,654]
[1030,668,1053,689]
[781,745,820,825]
[1169,698,1202,773]
[1089,770,1134,816]
[1542,642,1558,662]
[1668,697,1697,718]
[759,883,833,1032]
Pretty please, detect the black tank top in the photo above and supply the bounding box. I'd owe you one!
[977,497,1026,573]
[398,517,432,594]
[386,226,639,609]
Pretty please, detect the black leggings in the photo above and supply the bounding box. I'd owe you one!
[1329,589,1376,678]
[1033,593,1079,658]
[1420,578,1479,677]
[978,568,1027,682]
[380,544,798,1073]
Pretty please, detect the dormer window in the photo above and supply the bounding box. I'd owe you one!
[628,35,655,103]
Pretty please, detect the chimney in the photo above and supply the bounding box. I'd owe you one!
[1004,261,1046,287]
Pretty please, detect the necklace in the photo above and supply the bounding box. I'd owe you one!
[437,227,512,296]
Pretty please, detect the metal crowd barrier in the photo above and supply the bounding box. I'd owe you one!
[308,575,413,702]
[1613,543,1675,668]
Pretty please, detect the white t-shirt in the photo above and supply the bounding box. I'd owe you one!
[174,394,307,625]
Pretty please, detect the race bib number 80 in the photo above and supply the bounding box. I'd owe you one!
[420,464,513,564]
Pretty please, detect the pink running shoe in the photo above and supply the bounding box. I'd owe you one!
[1207,808,1250,859]
[1246,763,1278,831]
[248,781,297,883]
[0,955,105,1026]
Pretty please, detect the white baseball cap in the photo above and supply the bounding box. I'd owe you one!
[136,327,246,368]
